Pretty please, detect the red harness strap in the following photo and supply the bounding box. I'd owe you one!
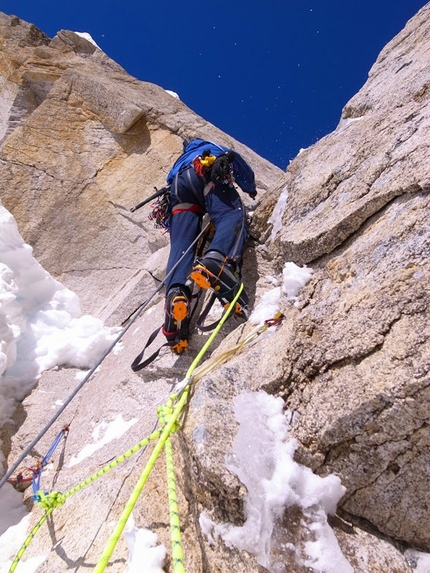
[172,204,205,215]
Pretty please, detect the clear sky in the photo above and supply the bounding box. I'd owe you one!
[1,1,428,169]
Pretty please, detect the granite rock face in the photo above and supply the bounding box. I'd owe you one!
[1,6,429,573]
[250,0,430,552]
[0,12,283,326]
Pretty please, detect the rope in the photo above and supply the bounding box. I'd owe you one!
[0,222,211,492]
[62,427,164,499]
[8,426,164,573]
[94,284,245,573]
[93,392,190,573]
[165,437,185,573]
[8,287,282,573]
[173,285,250,395]
[8,509,54,573]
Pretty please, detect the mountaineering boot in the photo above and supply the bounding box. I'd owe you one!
[162,286,191,354]
[189,251,249,316]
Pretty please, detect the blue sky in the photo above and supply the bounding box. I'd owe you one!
[1,1,427,169]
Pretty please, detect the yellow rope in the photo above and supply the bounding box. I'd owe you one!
[8,509,53,573]
[8,427,163,573]
[64,427,164,499]
[9,285,280,573]
[165,436,185,573]
[93,390,190,573]
[94,283,245,573]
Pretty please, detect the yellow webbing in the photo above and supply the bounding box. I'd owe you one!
[192,311,284,382]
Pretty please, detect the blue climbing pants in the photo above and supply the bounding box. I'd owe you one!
[205,184,248,263]
[165,209,201,292]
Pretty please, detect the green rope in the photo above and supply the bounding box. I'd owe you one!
[8,509,53,573]
[35,490,66,510]
[165,436,185,573]
[8,427,163,573]
[64,427,163,499]
[9,285,245,573]
[93,391,190,573]
[94,284,244,573]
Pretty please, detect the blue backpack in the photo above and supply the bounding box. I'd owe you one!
[166,138,256,195]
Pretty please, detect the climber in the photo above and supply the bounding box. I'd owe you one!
[163,139,257,354]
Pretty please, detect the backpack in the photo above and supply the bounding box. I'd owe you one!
[166,138,256,195]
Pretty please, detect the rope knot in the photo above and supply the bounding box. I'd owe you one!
[157,398,180,433]
[36,490,66,510]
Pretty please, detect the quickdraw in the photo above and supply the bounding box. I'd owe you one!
[32,426,69,500]
[264,311,284,327]
[7,426,69,495]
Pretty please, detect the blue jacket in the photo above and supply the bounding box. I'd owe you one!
[166,139,256,196]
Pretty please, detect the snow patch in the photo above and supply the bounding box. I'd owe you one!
[201,391,352,573]
[268,185,289,242]
[74,31,101,49]
[68,414,137,467]
[124,514,166,573]
[250,262,313,325]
